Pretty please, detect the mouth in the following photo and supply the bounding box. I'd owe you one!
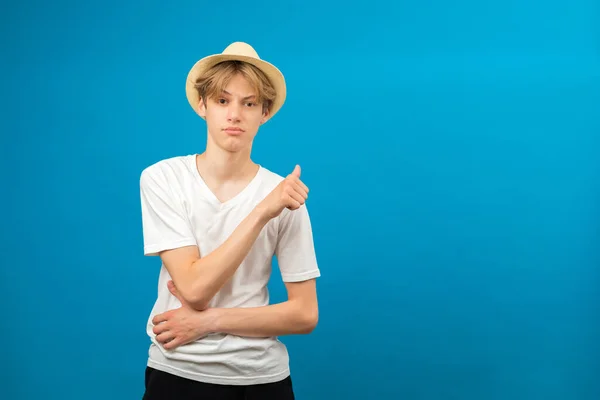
[223,127,244,135]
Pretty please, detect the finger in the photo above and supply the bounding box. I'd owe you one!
[287,175,308,193]
[152,311,170,325]
[290,181,308,199]
[163,337,181,350]
[164,332,199,350]
[287,200,302,210]
[290,164,301,178]
[167,280,184,303]
[163,334,194,350]
[153,322,169,335]
[297,179,309,194]
[286,184,305,201]
[156,331,176,344]
[286,191,303,209]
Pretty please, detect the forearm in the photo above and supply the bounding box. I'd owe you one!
[186,207,270,309]
[209,300,318,337]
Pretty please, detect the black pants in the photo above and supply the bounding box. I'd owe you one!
[143,367,295,400]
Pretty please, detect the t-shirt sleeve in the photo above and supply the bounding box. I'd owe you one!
[139,166,197,256]
[275,204,321,282]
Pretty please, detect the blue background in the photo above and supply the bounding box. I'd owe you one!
[2,0,599,399]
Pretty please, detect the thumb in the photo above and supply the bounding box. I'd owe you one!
[291,164,301,178]
[167,280,185,304]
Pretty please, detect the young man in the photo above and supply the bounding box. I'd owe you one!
[139,42,320,399]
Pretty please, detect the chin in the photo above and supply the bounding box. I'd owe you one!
[220,139,251,153]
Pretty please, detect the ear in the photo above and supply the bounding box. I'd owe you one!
[197,98,207,118]
[260,108,270,124]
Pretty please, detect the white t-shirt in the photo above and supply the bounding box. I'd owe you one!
[139,154,321,386]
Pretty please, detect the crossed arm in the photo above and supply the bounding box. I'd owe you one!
[156,207,271,311]
[150,208,319,350]
[152,278,318,350]
[144,167,318,349]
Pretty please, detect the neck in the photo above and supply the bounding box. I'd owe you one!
[197,136,257,183]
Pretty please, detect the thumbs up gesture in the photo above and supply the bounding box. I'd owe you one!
[257,165,309,220]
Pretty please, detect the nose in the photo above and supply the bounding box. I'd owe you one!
[227,102,241,122]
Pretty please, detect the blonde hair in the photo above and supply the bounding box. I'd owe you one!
[194,61,277,113]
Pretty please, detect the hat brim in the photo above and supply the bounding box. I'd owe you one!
[185,54,286,121]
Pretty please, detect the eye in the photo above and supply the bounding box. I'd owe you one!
[245,102,257,107]
[218,98,227,104]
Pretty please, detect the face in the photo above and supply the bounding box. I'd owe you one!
[198,73,269,153]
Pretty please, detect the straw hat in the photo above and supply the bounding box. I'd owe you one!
[185,42,287,122]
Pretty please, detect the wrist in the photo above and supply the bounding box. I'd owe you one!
[207,308,222,333]
[252,204,273,224]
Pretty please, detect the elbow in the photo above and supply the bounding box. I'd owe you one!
[187,294,211,311]
[178,284,210,311]
[298,307,319,334]
[188,297,210,311]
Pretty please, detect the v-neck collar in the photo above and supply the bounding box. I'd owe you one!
[190,154,263,210]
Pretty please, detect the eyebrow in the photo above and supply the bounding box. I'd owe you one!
[222,90,256,100]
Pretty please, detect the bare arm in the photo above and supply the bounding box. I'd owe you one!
[152,279,319,349]
[210,279,319,337]
[160,165,309,311]
[159,208,269,311]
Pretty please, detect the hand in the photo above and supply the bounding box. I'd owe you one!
[257,165,309,220]
[151,281,217,350]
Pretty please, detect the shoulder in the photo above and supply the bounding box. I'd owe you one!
[257,165,286,188]
[140,154,196,185]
